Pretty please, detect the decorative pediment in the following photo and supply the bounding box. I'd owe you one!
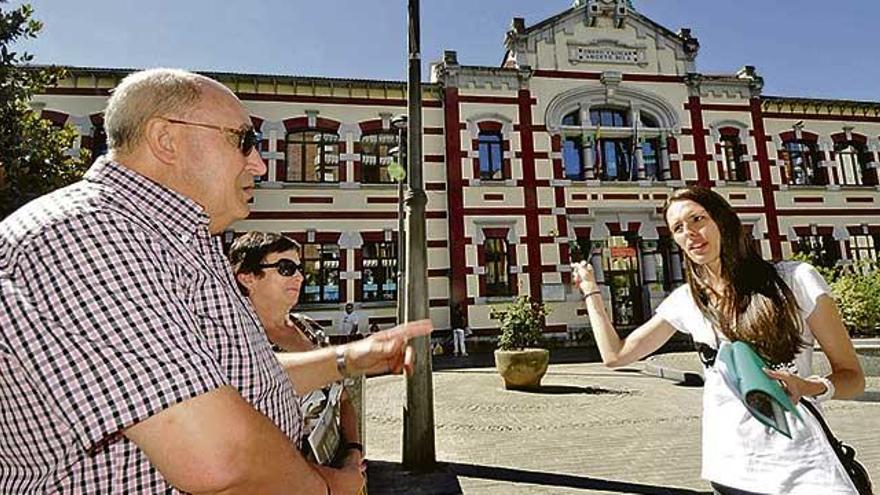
[503,1,700,75]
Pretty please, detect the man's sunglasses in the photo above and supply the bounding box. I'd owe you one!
[161,118,262,156]
[258,258,303,277]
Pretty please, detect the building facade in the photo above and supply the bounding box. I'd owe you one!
[34,0,880,340]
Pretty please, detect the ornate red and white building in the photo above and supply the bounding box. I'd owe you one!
[34,0,880,340]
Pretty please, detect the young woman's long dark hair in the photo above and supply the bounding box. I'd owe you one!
[664,187,805,364]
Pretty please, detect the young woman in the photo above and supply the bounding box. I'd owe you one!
[572,186,865,494]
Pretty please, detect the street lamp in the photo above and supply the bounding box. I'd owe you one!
[389,115,407,328]
[401,0,436,469]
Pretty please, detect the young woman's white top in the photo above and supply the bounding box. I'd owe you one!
[655,261,857,494]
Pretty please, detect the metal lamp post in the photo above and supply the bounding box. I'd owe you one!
[401,0,436,469]
[389,115,408,328]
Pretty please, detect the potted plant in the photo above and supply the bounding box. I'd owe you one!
[490,295,551,390]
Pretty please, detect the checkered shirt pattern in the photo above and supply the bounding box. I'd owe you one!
[0,158,302,493]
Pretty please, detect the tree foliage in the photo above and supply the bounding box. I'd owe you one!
[0,1,89,219]
[490,295,549,351]
[830,261,880,336]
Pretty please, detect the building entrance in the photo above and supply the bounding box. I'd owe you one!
[601,235,644,327]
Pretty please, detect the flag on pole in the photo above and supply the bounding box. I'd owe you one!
[631,117,639,180]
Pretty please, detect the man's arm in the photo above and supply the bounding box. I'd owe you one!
[277,320,432,395]
[336,390,363,469]
[338,390,360,445]
[124,386,332,494]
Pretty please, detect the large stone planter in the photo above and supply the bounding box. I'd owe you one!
[494,348,550,390]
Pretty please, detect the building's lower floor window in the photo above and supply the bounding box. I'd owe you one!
[362,241,397,301]
[849,234,879,264]
[793,235,840,269]
[485,237,512,297]
[302,243,340,303]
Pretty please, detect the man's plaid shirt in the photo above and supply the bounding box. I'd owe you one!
[0,158,302,492]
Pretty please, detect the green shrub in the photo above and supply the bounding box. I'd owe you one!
[489,295,549,351]
[788,251,838,283]
[830,261,880,337]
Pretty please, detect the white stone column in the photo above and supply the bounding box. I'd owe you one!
[584,133,596,180]
[659,132,671,181]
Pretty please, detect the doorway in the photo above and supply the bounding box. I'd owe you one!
[601,235,644,327]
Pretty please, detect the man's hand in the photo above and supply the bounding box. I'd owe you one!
[343,319,433,376]
[315,462,364,495]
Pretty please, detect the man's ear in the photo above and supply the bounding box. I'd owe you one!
[143,117,181,165]
[236,271,257,292]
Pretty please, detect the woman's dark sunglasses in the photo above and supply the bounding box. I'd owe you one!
[161,118,262,156]
[258,258,303,277]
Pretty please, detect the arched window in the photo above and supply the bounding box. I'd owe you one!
[478,131,504,180]
[589,108,628,127]
[834,141,869,186]
[719,135,747,181]
[484,236,512,297]
[360,131,398,183]
[781,139,821,186]
[561,107,665,182]
[285,129,340,182]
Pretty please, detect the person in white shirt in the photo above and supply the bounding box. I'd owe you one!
[452,327,469,357]
[451,305,470,356]
[338,303,362,339]
[572,186,865,495]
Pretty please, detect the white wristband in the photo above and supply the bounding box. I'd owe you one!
[808,375,835,402]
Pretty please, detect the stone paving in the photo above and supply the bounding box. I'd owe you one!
[364,353,880,494]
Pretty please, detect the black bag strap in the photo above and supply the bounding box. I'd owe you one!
[801,398,873,495]
[800,399,844,454]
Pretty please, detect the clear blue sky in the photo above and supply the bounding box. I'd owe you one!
[21,0,880,101]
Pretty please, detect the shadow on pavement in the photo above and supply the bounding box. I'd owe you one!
[449,462,712,494]
[851,390,880,402]
[515,384,632,396]
[367,460,462,495]
[367,459,712,494]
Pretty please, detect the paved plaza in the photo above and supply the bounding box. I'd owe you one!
[364,352,880,494]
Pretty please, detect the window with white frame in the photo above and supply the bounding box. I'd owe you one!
[360,132,398,184]
[478,131,504,180]
[485,236,512,297]
[781,139,821,185]
[834,141,869,186]
[720,135,747,181]
[285,130,340,182]
[301,243,341,303]
[849,234,879,263]
[560,107,664,182]
[361,241,397,301]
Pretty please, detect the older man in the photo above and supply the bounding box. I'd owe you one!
[0,68,430,494]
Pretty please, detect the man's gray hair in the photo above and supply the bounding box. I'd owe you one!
[104,68,208,154]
